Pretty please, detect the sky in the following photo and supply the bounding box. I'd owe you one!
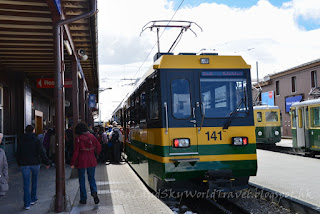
[96,0,320,121]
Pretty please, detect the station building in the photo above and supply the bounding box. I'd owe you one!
[0,0,99,160]
[252,58,320,138]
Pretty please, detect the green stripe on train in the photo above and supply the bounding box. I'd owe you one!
[129,140,256,157]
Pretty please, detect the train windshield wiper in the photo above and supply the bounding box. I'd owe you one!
[223,98,245,130]
[198,102,205,132]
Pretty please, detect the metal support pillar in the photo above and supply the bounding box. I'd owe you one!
[72,59,79,126]
[79,79,85,122]
[53,0,97,212]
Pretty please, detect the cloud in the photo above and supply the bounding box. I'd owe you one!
[97,0,320,120]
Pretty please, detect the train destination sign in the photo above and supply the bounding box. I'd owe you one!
[201,71,244,77]
[37,78,72,88]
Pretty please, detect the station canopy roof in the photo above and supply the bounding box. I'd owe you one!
[0,0,98,91]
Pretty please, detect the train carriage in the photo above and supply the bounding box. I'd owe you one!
[291,98,320,154]
[114,53,257,192]
[253,105,281,144]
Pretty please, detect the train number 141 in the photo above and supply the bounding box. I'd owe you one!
[205,131,222,141]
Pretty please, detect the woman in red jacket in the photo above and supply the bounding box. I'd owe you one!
[71,122,101,205]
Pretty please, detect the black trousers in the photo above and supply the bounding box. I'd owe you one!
[112,142,121,163]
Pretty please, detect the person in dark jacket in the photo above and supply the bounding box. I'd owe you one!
[71,122,101,205]
[17,125,51,210]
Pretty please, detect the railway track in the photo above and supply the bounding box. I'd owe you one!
[257,144,320,159]
[164,192,251,214]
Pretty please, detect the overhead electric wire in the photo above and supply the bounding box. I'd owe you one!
[132,0,185,80]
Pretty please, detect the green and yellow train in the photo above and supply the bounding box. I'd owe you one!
[291,98,320,155]
[113,53,257,192]
[253,105,281,144]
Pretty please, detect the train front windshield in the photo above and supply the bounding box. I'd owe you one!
[200,73,248,118]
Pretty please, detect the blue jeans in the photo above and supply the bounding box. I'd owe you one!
[21,165,40,207]
[78,167,97,201]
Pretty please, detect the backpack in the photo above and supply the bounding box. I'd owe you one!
[111,130,119,143]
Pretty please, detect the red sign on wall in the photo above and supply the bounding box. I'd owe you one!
[36,78,72,88]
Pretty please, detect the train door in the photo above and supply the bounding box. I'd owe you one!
[166,71,198,155]
[296,107,306,148]
[305,106,310,148]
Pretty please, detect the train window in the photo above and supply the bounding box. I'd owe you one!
[292,110,296,128]
[257,112,262,122]
[171,79,191,119]
[306,107,309,128]
[149,88,159,120]
[200,77,248,118]
[298,109,303,128]
[266,111,278,122]
[311,107,320,127]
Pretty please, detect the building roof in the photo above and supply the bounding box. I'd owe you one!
[267,58,320,80]
[0,0,99,91]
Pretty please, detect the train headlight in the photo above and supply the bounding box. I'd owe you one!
[258,131,262,136]
[173,138,190,148]
[275,131,279,136]
[232,137,248,146]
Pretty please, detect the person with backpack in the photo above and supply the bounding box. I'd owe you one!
[70,122,101,205]
[108,121,123,164]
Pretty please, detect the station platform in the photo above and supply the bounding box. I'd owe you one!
[276,138,293,147]
[0,162,173,214]
[250,149,320,208]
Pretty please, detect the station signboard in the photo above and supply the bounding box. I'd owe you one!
[261,91,274,106]
[88,94,96,108]
[285,95,303,112]
[36,78,72,88]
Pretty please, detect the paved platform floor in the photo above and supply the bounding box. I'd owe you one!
[0,162,173,214]
[71,162,173,214]
[0,162,79,214]
[250,149,320,208]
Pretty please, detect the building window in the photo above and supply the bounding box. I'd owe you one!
[0,86,3,133]
[291,76,296,92]
[311,70,317,88]
[276,80,280,95]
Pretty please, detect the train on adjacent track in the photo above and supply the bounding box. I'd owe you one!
[291,98,320,155]
[112,52,257,192]
[253,105,281,144]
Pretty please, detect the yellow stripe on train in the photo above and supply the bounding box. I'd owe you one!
[129,126,256,146]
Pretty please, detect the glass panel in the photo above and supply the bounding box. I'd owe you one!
[292,110,296,128]
[0,87,2,106]
[0,108,2,133]
[149,88,159,120]
[298,109,303,128]
[171,79,191,119]
[306,107,309,128]
[311,107,320,127]
[200,78,248,118]
[257,112,262,122]
[265,111,278,122]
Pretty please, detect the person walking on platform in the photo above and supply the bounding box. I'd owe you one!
[100,127,108,163]
[17,125,51,210]
[108,121,123,164]
[70,122,101,205]
[0,133,9,197]
[65,124,74,164]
